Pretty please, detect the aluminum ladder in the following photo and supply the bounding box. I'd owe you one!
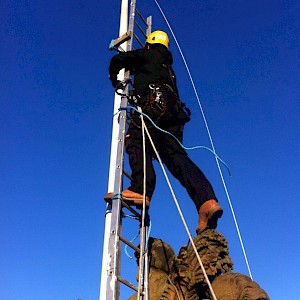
[100,1,153,299]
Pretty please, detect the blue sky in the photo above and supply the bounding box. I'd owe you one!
[1,0,300,299]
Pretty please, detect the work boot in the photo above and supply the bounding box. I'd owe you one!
[122,189,150,207]
[104,189,150,208]
[196,199,223,235]
[104,192,120,201]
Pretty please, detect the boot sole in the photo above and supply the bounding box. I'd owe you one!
[122,196,150,208]
[207,207,223,229]
[104,193,150,208]
[196,207,223,234]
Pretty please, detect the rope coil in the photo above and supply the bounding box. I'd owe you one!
[119,105,232,176]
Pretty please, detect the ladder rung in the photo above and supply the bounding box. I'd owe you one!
[134,20,147,38]
[135,8,148,26]
[119,235,140,253]
[123,169,132,180]
[133,32,144,47]
[121,200,142,218]
[117,275,139,292]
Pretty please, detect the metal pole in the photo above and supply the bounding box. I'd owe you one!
[99,1,128,299]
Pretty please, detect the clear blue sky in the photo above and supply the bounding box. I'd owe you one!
[1,0,299,299]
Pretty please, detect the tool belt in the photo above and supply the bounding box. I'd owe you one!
[130,83,191,128]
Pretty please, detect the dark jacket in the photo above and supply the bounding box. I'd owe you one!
[109,45,178,96]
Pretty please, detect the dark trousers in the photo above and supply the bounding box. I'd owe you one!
[125,117,217,211]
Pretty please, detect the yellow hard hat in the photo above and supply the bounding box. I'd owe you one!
[146,30,169,48]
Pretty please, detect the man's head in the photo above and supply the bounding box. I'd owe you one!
[146,30,169,49]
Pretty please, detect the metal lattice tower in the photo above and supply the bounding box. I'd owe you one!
[99,1,152,299]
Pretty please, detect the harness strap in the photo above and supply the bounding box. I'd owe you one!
[149,83,175,93]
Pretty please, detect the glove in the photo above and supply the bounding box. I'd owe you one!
[114,80,124,91]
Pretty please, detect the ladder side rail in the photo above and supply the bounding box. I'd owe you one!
[100,0,129,299]
[146,16,152,36]
[106,1,140,299]
[100,1,153,298]
[137,14,152,300]
[137,221,149,300]
[127,2,150,299]
[127,0,136,52]
[141,16,152,300]
[105,94,129,300]
[105,1,140,298]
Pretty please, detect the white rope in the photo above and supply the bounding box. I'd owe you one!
[154,0,253,280]
[168,275,183,300]
[137,107,149,299]
[142,121,218,300]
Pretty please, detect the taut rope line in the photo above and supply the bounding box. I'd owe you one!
[141,113,218,300]
[153,0,253,280]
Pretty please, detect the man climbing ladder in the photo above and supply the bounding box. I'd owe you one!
[105,30,223,234]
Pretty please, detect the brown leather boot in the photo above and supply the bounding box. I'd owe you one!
[122,189,150,207]
[104,189,150,208]
[196,199,223,235]
[104,192,119,201]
